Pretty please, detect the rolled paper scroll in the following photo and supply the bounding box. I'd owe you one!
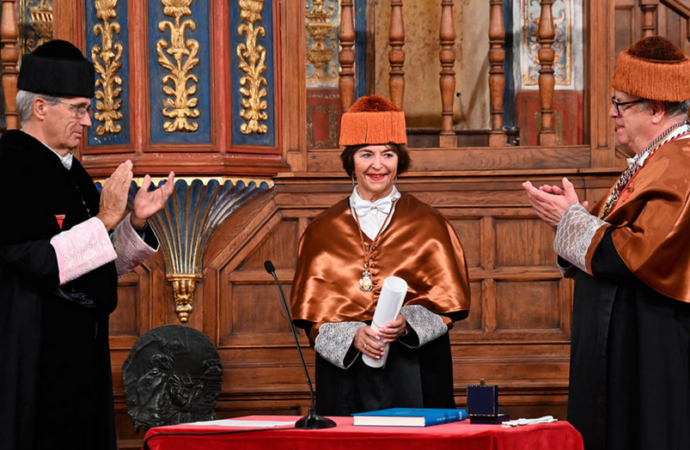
[362,276,408,368]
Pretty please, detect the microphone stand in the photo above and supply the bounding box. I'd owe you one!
[264,260,337,429]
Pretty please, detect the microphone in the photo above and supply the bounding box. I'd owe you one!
[264,260,336,429]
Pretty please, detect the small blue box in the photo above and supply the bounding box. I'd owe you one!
[467,380,499,417]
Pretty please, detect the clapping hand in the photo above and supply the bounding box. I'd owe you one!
[97,160,134,231]
[131,172,175,229]
[522,177,588,230]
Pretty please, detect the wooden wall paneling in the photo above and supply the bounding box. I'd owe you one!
[200,190,315,415]
[482,278,498,334]
[214,0,231,155]
[52,0,84,47]
[307,146,591,173]
[479,216,496,336]
[218,212,291,346]
[110,265,153,347]
[658,2,688,49]
[615,0,639,55]
[590,0,618,167]
[339,0,356,112]
[388,0,405,108]
[559,276,574,338]
[1,0,19,131]
[439,0,457,147]
[129,0,147,157]
[537,0,557,146]
[282,0,307,172]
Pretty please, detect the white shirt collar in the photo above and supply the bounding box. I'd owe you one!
[351,185,401,215]
[350,185,401,241]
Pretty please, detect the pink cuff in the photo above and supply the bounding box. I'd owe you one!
[112,213,157,277]
[50,217,117,285]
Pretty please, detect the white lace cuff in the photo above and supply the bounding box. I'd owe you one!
[112,214,158,277]
[554,203,606,274]
[400,305,448,348]
[314,322,365,369]
[50,217,117,285]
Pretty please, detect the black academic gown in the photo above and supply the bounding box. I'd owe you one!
[0,131,119,450]
[315,331,456,416]
[567,229,690,450]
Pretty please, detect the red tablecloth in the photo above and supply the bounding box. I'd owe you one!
[143,415,584,450]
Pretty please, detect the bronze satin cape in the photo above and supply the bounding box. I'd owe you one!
[586,138,690,303]
[291,193,470,328]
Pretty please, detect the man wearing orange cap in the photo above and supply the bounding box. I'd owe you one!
[291,95,470,416]
[524,36,690,450]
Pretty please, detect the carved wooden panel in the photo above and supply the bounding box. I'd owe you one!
[616,0,690,56]
[187,183,574,424]
[111,264,153,348]
[495,218,557,267]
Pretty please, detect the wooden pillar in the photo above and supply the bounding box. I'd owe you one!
[537,0,557,146]
[488,0,507,147]
[438,0,456,148]
[389,0,405,109]
[1,0,19,130]
[640,0,659,37]
[339,0,356,113]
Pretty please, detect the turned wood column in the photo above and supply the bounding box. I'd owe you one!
[389,0,405,108]
[488,0,507,147]
[339,0,356,113]
[640,0,659,38]
[537,0,557,146]
[438,0,456,148]
[1,0,19,130]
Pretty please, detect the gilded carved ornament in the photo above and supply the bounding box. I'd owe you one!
[92,0,124,136]
[107,176,274,323]
[157,0,201,132]
[237,0,269,135]
[306,0,338,83]
[22,0,53,53]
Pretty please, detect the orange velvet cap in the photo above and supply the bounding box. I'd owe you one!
[612,36,690,102]
[339,95,408,146]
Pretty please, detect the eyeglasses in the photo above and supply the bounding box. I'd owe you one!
[53,99,93,118]
[611,96,644,116]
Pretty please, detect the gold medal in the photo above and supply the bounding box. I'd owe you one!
[360,267,373,292]
[353,199,397,294]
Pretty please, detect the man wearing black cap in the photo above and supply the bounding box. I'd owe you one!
[0,40,174,450]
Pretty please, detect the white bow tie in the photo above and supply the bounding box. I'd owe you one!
[354,197,393,217]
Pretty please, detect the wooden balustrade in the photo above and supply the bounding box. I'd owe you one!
[389,0,405,109]
[641,0,658,37]
[339,0,356,113]
[537,0,557,146]
[488,0,507,147]
[439,0,457,148]
[1,0,19,130]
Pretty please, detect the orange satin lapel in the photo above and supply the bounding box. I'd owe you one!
[291,193,470,324]
[587,139,690,302]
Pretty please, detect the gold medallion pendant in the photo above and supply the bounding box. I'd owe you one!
[360,268,373,292]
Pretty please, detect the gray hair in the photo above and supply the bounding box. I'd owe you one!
[16,90,61,126]
[637,98,690,118]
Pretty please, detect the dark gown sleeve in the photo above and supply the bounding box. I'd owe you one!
[0,241,60,287]
[590,228,639,284]
[133,222,160,249]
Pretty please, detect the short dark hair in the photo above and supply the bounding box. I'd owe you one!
[340,144,411,177]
